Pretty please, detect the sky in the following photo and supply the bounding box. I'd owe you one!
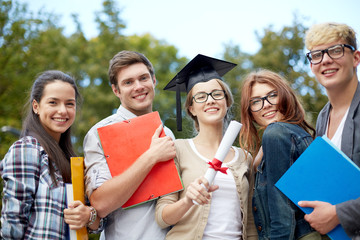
[18,0,360,60]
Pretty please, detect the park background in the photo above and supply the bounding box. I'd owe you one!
[1,0,359,238]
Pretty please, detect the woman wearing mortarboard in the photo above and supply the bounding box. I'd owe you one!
[155,55,258,240]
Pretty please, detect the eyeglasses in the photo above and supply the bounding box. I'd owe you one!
[249,91,278,112]
[306,44,355,65]
[192,90,226,103]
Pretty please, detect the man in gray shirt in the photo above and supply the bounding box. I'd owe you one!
[299,22,360,239]
[83,50,176,239]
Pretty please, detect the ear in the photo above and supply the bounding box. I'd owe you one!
[188,105,196,117]
[353,50,360,68]
[112,84,120,97]
[32,99,39,115]
[152,76,157,86]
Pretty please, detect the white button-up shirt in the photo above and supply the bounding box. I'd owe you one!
[83,105,173,240]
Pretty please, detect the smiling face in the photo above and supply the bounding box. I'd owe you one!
[32,80,76,142]
[112,62,156,116]
[250,82,284,127]
[188,79,228,128]
[310,41,360,91]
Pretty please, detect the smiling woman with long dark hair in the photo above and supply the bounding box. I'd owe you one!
[1,70,102,239]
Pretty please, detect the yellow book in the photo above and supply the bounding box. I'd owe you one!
[66,157,88,240]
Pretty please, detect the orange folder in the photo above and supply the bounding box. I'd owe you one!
[68,157,88,240]
[97,111,183,209]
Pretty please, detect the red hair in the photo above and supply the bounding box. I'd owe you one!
[239,69,315,156]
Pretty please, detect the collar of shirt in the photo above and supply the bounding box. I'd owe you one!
[117,105,137,119]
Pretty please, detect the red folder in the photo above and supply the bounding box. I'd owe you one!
[97,111,183,209]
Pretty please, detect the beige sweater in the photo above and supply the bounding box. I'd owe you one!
[155,139,258,240]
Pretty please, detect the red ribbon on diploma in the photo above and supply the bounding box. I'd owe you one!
[208,158,228,174]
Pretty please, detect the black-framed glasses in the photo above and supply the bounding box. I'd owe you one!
[192,90,226,103]
[306,44,355,65]
[250,91,278,112]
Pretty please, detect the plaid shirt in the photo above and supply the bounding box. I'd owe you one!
[1,136,67,239]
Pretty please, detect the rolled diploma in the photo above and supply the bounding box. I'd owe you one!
[193,120,242,205]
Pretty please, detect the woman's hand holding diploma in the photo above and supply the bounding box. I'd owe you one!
[192,120,242,205]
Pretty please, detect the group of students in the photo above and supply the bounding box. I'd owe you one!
[1,22,359,240]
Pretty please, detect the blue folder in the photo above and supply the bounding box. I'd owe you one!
[275,136,360,240]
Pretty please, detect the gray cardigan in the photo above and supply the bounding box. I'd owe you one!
[316,82,360,238]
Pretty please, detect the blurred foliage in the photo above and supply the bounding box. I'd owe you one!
[0,0,327,237]
[249,15,328,123]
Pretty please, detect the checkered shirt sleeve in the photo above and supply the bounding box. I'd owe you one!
[1,136,67,239]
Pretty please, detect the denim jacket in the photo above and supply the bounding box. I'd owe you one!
[252,122,315,240]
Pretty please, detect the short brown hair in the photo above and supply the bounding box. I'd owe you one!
[108,50,155,87]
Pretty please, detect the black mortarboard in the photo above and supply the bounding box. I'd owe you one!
[164,54,237,131]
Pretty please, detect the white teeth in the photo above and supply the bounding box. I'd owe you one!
[324,69,336,74]
[135,94,146,99]
[54,118,66,122]
[205,108,218,112]
[263,111,275,117]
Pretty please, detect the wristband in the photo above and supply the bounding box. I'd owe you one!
[86,206,97,227]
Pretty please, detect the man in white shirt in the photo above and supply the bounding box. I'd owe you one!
[298,22,360,238]
[83,50,176,239]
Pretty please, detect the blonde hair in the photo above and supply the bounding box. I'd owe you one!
[305,22,357,50]
[185,79,233,132]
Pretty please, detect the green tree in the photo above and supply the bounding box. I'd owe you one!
[73,0,186,152]
[222,15,328,127]
[249,15,328,125]
[220,42,252,122]
[128,33,190,137]
[71,0,130,154]
[1,0,31,154]
[1,0,61,156]
[1,1,330,238]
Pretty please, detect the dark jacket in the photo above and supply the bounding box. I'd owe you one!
[253,122,315,240]
[316,82,360,238]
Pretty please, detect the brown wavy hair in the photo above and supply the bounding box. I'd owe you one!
[239,69,315,156]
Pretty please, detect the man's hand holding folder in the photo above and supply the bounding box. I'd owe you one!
[96,111,183,211]
[146,124,176,166]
